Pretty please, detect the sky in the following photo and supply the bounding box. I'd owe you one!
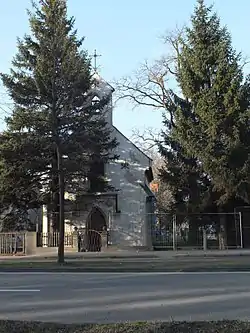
[0,0,250,140]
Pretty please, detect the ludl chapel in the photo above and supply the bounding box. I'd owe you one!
[40,72,156,251]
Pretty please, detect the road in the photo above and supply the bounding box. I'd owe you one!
[0,272,250,323]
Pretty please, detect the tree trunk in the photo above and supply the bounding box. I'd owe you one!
[50,166,59,232]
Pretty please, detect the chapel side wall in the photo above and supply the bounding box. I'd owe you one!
[106,128,152,248]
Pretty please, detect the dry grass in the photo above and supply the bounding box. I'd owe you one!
[0,320,249,333]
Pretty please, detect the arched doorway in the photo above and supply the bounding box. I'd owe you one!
[86,207,107,252]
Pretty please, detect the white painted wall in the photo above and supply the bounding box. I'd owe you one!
[90,76,154,248]
[92,74,113,125]
[106,127,153,248]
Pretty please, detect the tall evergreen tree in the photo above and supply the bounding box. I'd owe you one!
[158,96,217,244]
[0,0,118,251]
[174,0,250,204]
[0,149,40,231]
[158,0,250,248]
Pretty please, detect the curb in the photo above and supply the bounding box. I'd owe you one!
[172,254,250,258]
[0,267,250,273]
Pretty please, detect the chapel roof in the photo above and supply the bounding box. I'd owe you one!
[92,72,115,96]
[92,73,153,163]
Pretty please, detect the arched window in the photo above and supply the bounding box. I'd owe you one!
[87,207,106,231]
[92,95,101,113]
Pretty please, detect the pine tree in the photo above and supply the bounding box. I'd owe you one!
[158,96,217,244]
[0,0,118,258]
[0,146,41,231]
[158,0,250,248]
[174,0,250,204]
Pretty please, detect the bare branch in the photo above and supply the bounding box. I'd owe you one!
[130,127,174,210]
[130,127,163,156]
[160,25,185,66]
[240,54,250,71]
[113,28,185,127]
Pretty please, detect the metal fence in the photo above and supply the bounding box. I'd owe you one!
[37,232,73,247]
[0,232,26,255]
[150,212,242,250]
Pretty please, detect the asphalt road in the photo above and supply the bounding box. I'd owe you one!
[0,272,250,323]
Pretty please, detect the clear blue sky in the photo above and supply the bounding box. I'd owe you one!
[0,0,249,139]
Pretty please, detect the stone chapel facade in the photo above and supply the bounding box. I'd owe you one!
[41,74,156,250]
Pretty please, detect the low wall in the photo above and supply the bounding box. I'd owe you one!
[104,244,153,252]
[0,231,135,256]
[28,231,77,255]
[0,232,78,256]
[34,246,76,255]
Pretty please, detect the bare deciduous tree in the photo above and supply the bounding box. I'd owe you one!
[130,127,162,155]
[114,28,186,216]
[114,28,184,129]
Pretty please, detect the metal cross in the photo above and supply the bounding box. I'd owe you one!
[91,49,102,72]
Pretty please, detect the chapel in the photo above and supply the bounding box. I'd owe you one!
[41,70,156,250]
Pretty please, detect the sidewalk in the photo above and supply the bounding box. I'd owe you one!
[157,249,250,258]
[1,248,250,261]
[0,250,158,261]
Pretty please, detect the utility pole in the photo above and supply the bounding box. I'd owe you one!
[57,143,65,264]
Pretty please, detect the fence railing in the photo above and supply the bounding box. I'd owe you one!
[37,232,73,247]
[150,212,242,250]
[0,233,26,255]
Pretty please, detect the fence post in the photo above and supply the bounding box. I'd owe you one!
[239,212,243,249]
[202,227,207,251]
[25,232,37,255]
[72,230,78,252]
[172,214,177,251]
[101,230,108,251]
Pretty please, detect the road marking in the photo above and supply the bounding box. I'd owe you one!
[0,289,40,292]
[0,271,249,275]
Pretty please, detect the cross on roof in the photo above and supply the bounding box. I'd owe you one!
[91,49,102,72]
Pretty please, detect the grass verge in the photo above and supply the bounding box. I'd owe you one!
[0,320,249,333]
[0,258,250,272]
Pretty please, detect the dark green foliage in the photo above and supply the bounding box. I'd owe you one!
[159,108,214,215]
[174,0,250,204]
[158,89,217,221]
[159,0,250,218]
[0,0,118,230]
[0,139,42,231]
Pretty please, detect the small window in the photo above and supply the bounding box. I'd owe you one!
[92,95,100,105]
[92,95,101,113]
